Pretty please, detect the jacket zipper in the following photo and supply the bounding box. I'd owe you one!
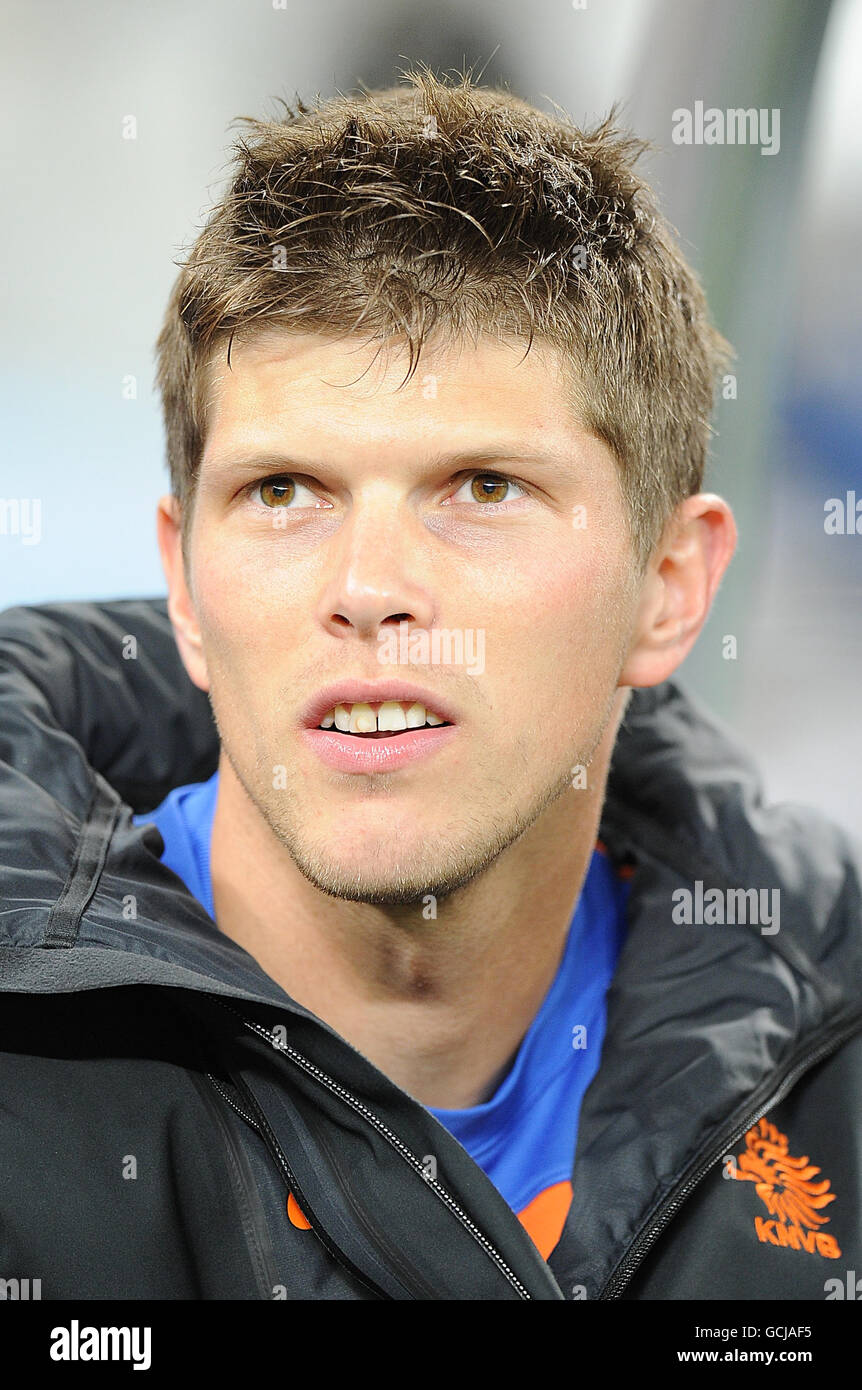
[215,999,536,1300]
[193,1070,281,1299]
[206,1072,260,1131]
[213,1059,396,1301]
[206,1069,401,1297]
[598,1011,862,1299]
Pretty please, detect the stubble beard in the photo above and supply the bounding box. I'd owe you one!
[215,705,612,910]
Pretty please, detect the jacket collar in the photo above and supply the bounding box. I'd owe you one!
[548,681,862,1294]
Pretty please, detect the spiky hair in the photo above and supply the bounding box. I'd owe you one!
[155,62,732,568]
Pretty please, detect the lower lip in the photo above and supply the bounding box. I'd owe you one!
[301,724,457,773]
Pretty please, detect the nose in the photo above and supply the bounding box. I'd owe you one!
[314,488,436,642]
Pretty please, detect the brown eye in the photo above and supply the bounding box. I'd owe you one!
[470,474,511,504]
[259,477,295,507]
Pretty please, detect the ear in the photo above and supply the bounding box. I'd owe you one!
[618,492,737,689]
[156,493,210,693]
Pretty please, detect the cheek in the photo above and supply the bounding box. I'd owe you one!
[472,541,631,767]
[189,544,293,707]
[485,537,629,674]
[193,524,310,639]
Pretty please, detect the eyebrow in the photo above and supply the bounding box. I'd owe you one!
[202,443,579,481]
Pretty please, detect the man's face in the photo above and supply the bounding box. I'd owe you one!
[175,329,642,905]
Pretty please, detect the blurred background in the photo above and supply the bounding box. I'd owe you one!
[1,0,860,829]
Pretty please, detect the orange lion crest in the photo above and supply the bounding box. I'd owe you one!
[730,1117,841,1257]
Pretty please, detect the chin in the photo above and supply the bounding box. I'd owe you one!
[299,862,443,907]
[291,839,483,908]
[311,799,437,845]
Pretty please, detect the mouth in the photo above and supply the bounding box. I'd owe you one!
[300,692,459,772]
[317,700,453,738]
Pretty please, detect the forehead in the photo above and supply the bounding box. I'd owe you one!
[199,327,596,462]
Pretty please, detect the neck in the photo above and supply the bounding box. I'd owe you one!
[210,703,624,1109]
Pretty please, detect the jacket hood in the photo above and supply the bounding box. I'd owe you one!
[1,596,861,1298]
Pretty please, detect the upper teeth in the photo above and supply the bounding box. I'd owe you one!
[320,701,446,732]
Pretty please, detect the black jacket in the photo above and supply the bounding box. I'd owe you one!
[0,596,860,1300]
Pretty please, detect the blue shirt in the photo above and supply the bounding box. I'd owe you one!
[134,772,629,1241]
